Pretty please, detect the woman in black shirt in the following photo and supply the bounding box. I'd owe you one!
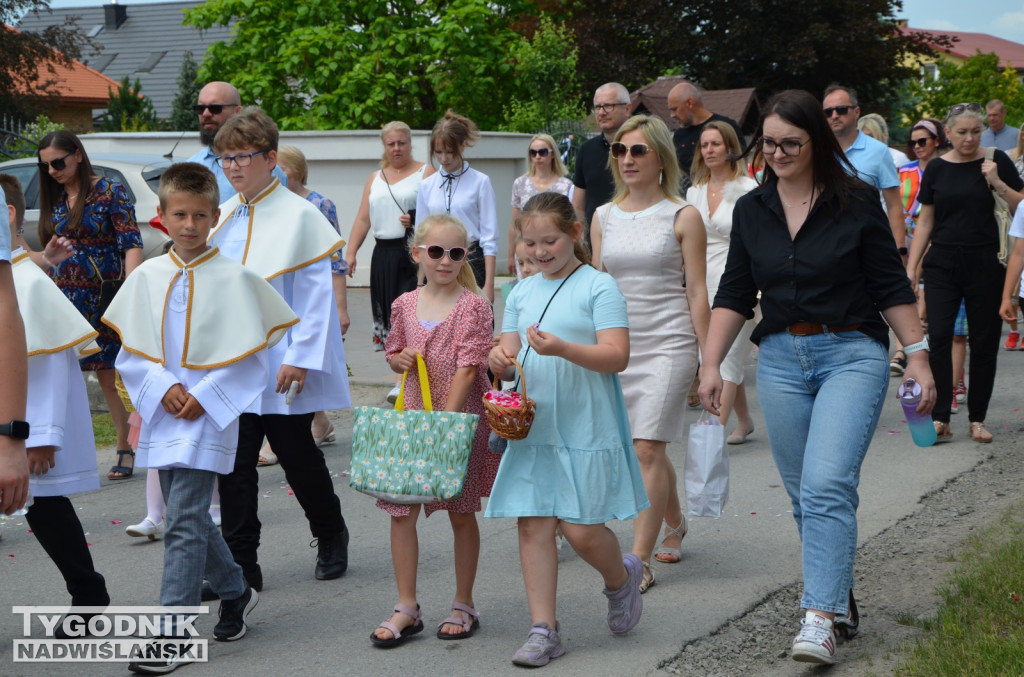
[906,103,1024,442]
[699,90,934,666]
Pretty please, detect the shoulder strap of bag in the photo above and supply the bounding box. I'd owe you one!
[513,263,584,389]
[395,353,432,411]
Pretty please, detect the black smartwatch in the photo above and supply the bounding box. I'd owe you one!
[897,246,908,256]
[0,421,29,439]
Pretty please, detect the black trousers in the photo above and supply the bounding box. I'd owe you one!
[922,245,1004,423]
[26,496,109,606]
[219,413,346,572]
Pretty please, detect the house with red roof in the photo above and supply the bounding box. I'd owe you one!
[898,22,1024,78]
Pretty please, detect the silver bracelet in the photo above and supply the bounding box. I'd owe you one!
[903,337,929,354]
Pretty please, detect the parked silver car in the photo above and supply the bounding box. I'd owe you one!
[0,153,171,259]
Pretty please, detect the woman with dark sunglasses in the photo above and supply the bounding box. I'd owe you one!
[37,130,143,480]
[906,103,1024,442]
[592,114,710,595]
[507,134,573,275]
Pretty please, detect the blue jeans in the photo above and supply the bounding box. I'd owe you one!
[756,330,889,615]
[159,467,247,637]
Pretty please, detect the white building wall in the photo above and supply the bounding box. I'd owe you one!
[79,130,534,286]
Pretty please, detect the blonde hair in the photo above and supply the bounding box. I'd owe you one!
[517,192,591,266]
[690,121,746,186]
[609,115,681,204]
[429,110,480,168]
[276,146,308,186]
[526,134,567,177]
[857,113,889,144]
[410,214,481,294]
[380,121,413,168]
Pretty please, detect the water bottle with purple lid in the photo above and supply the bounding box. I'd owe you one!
[898,378,936,447]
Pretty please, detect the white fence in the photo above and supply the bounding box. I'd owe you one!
[78,130,534,286]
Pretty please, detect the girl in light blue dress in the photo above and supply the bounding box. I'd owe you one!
[486,192,648,668]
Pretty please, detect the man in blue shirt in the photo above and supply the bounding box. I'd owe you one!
[822,85,905,255]
[982,99,1020,152]
[186,81,287,198]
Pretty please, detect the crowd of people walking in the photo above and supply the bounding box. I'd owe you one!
[2,77,1022,673]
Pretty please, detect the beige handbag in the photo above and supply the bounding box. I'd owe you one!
[986,147,1013,264]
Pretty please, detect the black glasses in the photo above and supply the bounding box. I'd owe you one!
[948,102,982,116]
[610,143,652,159]
[216,150,268,169]
[758,137,809,157]
[593,103,628,113]
[37,151,75,172]
[529,148,552,158]
[193,103,235,115]
[909,137,934,148]
[417,245,467,262]
[823,105,854,118]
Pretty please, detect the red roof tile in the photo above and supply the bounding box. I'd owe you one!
[5,25,122,105]
[900,26,1024,69]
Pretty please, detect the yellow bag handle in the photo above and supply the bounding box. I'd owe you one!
[395,353,432,411]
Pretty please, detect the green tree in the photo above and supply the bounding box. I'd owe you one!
[99,76,159,132]
[907,52,1024,127]
[1,0,96,124]
[501,15,587,134]
[184,0,530,130]
[168,50,201,132]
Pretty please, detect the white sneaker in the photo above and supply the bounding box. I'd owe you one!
[386,386,400,405]
[791,611,837,664]
[125,517,165,541]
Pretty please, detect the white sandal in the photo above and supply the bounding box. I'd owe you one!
[653,517,688,563]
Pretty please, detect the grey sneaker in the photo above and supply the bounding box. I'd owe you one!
[603,553,643,634]
[511,622,565,667]
[791,612,838,664]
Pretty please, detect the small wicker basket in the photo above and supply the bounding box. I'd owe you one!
[482,357,536,441]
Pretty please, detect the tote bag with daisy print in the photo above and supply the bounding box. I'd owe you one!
[350,354,478,504]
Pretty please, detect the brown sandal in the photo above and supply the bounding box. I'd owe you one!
[970,421,992,443]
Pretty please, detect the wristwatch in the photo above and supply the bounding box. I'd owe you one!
[897,246,908,256]
[903,337,929,354]
[0,421,29,439]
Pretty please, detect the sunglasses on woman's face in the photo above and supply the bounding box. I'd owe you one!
[529,148,551,157]
[610,143,652,159]
[37,151,75,172]
[417,245,468,262]
[909,137,934,148]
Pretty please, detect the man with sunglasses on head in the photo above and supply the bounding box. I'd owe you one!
[186,81,288,199]
[573,83,632,241]
[821,85,905,256]
[667,81,744,182]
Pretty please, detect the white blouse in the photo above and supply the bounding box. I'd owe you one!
[416,162,499,256]
[369,166,426,240]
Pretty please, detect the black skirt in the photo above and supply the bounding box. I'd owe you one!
[370,232,418,351]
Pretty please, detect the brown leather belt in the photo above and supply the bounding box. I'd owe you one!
[787,322,862,336]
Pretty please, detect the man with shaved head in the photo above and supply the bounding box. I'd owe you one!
[186,81,287,197]
[667,81,744,179]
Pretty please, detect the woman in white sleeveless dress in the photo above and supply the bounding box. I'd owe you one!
[686,121,758,449]
[592,115,710,593]
[346,122,435,400]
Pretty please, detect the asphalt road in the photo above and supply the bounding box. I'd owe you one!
[0,287,1009,676]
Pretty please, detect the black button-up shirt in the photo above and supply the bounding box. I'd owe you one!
[714,183,916,348]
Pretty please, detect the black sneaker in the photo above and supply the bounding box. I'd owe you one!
[312,527,349,580]
[128,639,197,674]
[213,587,258,641]
[201,565,262,602]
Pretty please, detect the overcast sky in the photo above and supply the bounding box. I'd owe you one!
[43,0,1024,48]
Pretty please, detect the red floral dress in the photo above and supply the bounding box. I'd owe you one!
[379,287,498,517]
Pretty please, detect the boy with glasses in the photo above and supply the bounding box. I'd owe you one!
[207,107,353,593]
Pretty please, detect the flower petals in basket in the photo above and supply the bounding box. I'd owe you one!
[482,357,536,440]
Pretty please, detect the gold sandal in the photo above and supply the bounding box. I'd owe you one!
[934,421,952,443]
[970,421,992,443]
[639,560,656,594]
